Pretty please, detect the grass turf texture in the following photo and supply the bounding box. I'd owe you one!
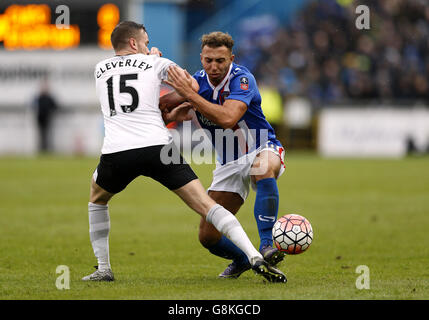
[0,153,428,299]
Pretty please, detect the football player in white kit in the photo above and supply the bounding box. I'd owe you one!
[82,21,286,283]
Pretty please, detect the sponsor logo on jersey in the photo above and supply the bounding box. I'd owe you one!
[198,113,217,127]
[240,77,249,90]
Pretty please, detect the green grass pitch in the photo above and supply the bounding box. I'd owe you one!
[0,152,428,299]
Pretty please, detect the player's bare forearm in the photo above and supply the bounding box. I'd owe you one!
[186,92,247,129]
[166,66,246,129]
[162,102,194,124]
[159,91,187,112]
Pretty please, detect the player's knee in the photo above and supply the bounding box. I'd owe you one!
[252,151,281,182]
[90,180,113,205]
[90,196,109,206]
[252,167,277,184]
[199,235,216,248]
[89,192,109,205]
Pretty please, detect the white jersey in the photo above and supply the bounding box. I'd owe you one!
[95,53,175,154]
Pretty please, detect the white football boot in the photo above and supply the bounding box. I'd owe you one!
[82,266,114,281]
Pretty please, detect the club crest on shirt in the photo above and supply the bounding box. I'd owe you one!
[240,77,249,90]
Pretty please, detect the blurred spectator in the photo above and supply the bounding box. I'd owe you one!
[236,0,429,106]
[259,79,283,120]
[33,79,58,153]
[256,78,285,145]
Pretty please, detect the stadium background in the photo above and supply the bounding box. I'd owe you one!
[1,0,429,157]
[0,0,428,300]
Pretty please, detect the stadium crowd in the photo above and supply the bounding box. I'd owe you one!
[236,0,429,106]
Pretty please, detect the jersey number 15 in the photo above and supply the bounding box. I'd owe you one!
[106,73,139,116]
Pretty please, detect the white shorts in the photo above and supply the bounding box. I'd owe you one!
[207,142,286,201]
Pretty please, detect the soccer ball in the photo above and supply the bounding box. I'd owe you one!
[272,214,313,254]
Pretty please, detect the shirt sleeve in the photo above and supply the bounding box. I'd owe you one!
[225,73,256,106]
[192,70,205,90]
[155,57,177,81]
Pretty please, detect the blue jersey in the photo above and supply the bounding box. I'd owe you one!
[192,63,281,164]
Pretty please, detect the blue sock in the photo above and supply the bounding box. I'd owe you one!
[254,178,279,251]
[208,236,249,266]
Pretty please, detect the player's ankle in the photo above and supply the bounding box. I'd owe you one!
[98,263,111,271]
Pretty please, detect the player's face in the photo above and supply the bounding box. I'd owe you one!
[201,45,234,85]
[135,29,150,55]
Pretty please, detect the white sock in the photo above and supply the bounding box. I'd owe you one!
[206,204,263,266]
[88,202,111,271]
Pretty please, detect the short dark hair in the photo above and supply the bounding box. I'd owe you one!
[201,31,234,51]
[111,21,147,51]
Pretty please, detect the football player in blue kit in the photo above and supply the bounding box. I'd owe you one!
[161,31,286,278]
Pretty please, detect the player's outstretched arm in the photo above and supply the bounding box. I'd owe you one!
[162,102,194,124]
[166,66,247,129]
[159,90,187,112]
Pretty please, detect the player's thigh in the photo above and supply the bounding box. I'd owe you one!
[173,179,215,216]
[250,150,281,183]
[90,153,134,204]
[93,150,142,195]
[147,144,198,192]
[208,158,252,202]
[208,190,243,214]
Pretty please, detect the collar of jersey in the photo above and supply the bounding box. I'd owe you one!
[206,63,233,101]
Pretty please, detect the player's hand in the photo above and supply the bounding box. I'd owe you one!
[162,102,194,123]
[164,66,195,99]
[149,47,162,57]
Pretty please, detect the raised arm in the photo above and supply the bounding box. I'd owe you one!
[165,66,247,129]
